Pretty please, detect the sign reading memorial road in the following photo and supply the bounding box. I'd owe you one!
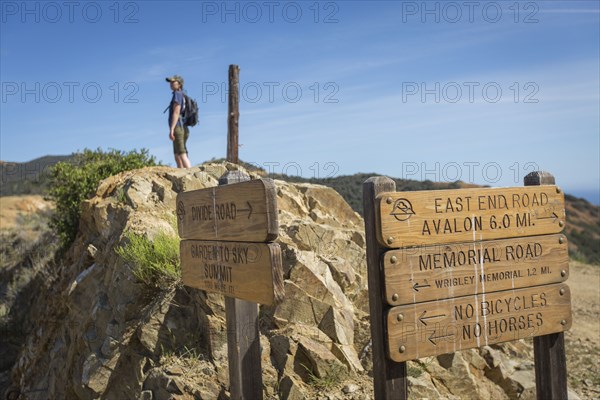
[376,185,565,248]
[177,179,278,242]
[386,283,572,362]
[383,234,569,305]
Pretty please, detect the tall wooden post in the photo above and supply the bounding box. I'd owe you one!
[227,65,240,164]
[219,170,263,399]
[363,176,408,399]
[525,171,569,400]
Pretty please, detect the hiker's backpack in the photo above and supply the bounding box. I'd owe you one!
[181,94,199,127]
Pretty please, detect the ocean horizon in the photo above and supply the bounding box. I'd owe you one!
[569,189,600,206]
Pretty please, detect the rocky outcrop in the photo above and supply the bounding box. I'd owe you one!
[2,162,579,399]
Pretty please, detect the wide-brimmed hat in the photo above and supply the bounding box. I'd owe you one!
[165,75,184,86]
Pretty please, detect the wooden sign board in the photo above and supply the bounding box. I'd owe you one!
[383,234,569,306]
[180,240,284,306]
[376,186,565,248]
[176,179,278,242]
[386,283,572,362]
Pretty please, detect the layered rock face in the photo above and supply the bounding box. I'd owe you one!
[6,163,560,399]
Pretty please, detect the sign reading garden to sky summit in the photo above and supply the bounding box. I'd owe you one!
[376,185,565,248]
[176,179,278,242]
[180,240,284,305]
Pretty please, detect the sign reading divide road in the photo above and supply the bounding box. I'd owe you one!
[176,179,278,242]
[376,185,565,248]
[180,240,284,305]
[386,283,572,362]
[383,234,569,306]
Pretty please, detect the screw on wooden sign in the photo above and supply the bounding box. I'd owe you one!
[176,178,278,242]
[376,186,565,248]
[386,283,572,362]
[383,234,569,305]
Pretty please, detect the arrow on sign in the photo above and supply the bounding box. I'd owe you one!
[412,281,431,292]
[428,329,455,346]
[418,310,445,326]
[536,212,559,222]
[237,201,253,219]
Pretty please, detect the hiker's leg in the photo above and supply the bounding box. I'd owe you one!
[174,154,183,168]
[180,127,191,168]
[180,153,191,168]
[173,127,188,168]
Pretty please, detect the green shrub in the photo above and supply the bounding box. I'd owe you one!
[407,364,423,378]
[48,148,157,249]
[115,230,180,289]
[301,363,346,390]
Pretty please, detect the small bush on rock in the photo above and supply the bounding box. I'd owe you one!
[115,230,181,289]
[48,148,157,249]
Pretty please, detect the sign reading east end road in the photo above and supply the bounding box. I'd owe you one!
[176,179,278,242]
[180,240,284,305]
[376,185,565,248]
[383,234,569,306]
[386,283,572,362]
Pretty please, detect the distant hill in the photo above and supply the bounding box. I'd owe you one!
[0,155,72,196]
[563,194,600,264]
[3,156,598,264]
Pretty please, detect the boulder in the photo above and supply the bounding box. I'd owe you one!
[319,307,355,345]
[279,374,306,400]
[296,335,346,379]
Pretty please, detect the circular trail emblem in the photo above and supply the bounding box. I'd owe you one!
[177,201,186,221]
[390,198,415,221]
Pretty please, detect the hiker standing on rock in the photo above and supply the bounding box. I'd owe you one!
[166,75,191,168]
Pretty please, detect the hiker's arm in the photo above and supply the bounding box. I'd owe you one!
[169,103,181,140]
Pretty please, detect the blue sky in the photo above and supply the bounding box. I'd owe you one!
[1,1,599,203]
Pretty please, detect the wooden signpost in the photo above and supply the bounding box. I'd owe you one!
[377,185,565,248]
[386,283,572,362]
[527,172,569,400]
[364,172,571,400]
[177,179,278,243]
[227,64,240,164]
[363,177,407,399]
[177,173,283,400]
[383,234,569,305]
[180,240,283,305]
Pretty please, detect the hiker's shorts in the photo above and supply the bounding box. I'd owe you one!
[173,125,189,154]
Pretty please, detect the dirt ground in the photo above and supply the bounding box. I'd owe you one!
[564,261,600,399]
[0,195,52,231]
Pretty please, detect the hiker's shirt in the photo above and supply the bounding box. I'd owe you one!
[169,90,184,127]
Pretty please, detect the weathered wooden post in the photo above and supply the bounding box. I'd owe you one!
[363,177,408,399]
[526,171,569,400]
[176,176,283,400]
[223,64,262,398]
[220,171,262,400]
[227,65,240,164]
[223,66,258,398]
